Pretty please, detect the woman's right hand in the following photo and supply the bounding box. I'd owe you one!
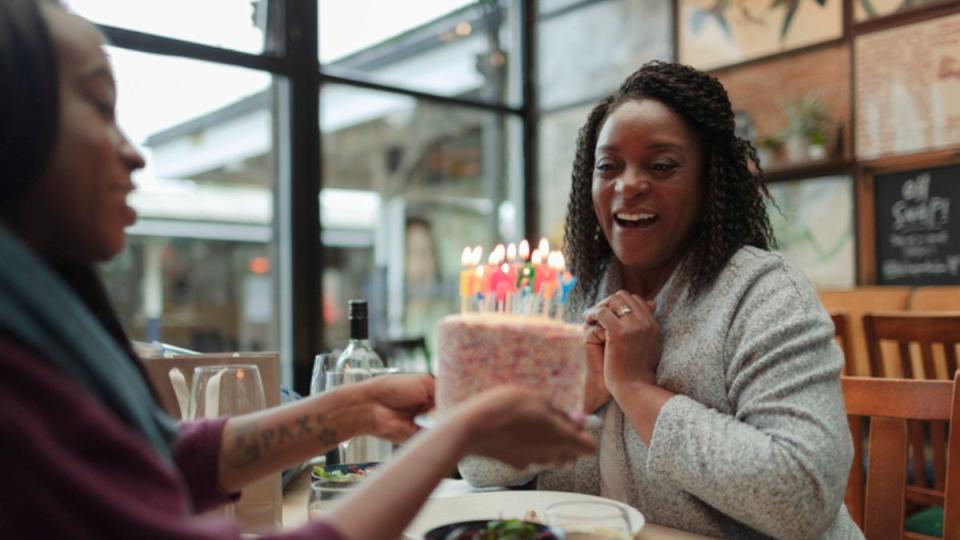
[582,322,611,413]
[451,387,596,469]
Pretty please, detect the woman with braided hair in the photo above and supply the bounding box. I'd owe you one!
[461,61,861,539]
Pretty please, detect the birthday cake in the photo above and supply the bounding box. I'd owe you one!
[436,313,585,413]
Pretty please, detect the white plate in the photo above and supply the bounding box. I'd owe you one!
[404,490,645,539]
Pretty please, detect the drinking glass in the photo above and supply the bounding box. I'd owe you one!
[306,481,354,520]
[188,365,267,419]
[310,352,340,395]
[189,365,267,521]
[545,501,632,539]
[324,368,398,464]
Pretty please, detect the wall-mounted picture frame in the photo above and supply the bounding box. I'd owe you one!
[767,175,856,288]
[677,0,843,71]
[854,0,955,22]
[855,11,960,160]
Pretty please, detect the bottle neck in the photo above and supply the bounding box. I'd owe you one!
[349,317,368,340]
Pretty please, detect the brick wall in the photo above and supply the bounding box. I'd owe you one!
[716,44,852,161]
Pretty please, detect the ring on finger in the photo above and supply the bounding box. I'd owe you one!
[616,306,632,317]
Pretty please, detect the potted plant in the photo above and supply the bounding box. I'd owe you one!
[780,94,831,163]
[756,134,784,169]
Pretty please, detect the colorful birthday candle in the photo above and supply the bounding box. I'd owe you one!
[459,247,473,312]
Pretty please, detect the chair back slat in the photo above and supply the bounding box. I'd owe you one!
[947,345,959,376]
[908,421,927,488]
[921,343,937,379]
[946,372,960,538]
[842,374,960,540]
[830,312,855,376]
[932,420,948,491]
[863,416,909,540]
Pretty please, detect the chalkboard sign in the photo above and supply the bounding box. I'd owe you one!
[875,163,960,285]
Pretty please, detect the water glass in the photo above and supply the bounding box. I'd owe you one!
[306,481,354,520]
[324,368,398,464]
[545,501,632,539]
[310,352,340,395]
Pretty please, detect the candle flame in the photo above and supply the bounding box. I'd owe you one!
[475,265,485,277]
[460,246,472,267]
[472,246,483,266]
[531,249,542,265]
[488,251,498,266]
[546,251,557,269]
[507,243,517,262]
[518,239,530,261]
[538,238,550,259]
[556,252,566,270]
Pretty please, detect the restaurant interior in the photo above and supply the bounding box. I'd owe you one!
[26,0,960,538]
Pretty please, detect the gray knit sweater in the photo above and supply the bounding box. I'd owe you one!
[459,247,862,539]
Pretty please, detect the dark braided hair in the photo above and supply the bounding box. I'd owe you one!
[564,61,775,305]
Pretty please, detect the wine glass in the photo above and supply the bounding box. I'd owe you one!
[189,365,267,520]
[189,365,266,419]
[545,500,632,539]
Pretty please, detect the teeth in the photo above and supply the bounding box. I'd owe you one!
[616,212,655,222]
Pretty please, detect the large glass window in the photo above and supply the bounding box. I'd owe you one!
[98,48,280,354]
[68,0,268,53]
[320,0,521,106]
[319,84,523,367]
[74,0,531,390]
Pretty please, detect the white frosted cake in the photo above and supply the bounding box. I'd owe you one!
[436,313,585,413]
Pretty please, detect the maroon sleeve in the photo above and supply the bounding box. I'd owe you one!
[173,417,239,512]
[0,336,344,540]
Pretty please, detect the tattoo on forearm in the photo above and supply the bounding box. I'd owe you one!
[296,415,312,436]
[315,414,337,446]
[224,414,340,469]
[224,421,262,468]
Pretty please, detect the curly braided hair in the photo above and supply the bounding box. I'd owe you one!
[563,61,775,305]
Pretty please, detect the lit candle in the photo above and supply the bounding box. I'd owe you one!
[492,262,516,307]
[531,248,553,294]
[558,253,577,306]
[459,247,473,313]
[541,251,563,315]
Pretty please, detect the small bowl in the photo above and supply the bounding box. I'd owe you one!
[423,519,561,540]
[310,462,379,485]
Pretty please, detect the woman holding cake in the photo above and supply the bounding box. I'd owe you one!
[0,2,597,539]
[461,61,860,539]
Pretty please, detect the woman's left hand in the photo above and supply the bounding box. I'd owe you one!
[361,374,435,443]
[584,290,661,397]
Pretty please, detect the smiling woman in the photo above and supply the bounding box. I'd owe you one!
[459,61,864,539]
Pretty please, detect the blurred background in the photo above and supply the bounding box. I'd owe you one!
[70,0,960,391]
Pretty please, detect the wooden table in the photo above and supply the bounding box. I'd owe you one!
[282,470,713,539]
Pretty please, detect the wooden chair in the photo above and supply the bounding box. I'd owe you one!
[862,312,960,516]
[910,286,960,312]
[819,287,912,376]
[829,311,856,376]
[831,311,864,527]
[842,374,960,540]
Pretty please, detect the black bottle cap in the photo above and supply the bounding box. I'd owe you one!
[348,300,368,320]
